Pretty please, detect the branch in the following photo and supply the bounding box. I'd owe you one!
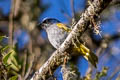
[31,0,112,80]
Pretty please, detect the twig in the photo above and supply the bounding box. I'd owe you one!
[24,54,34,80]
[70,0,75,18]
[14,0,21,17]
[24,38,34,80]
[30,0,112,80]
[9,0,15,47]
[21,51,27,78]
[70,0,77,28]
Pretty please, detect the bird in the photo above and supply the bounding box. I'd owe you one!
[38,18,98,68]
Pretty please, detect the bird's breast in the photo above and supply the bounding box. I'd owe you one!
[46,24,68,49]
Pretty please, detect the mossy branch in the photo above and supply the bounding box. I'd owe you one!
[30,0,112,80]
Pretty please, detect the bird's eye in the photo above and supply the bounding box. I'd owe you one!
[42,20,47,24]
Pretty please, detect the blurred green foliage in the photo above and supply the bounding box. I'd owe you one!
[0,36,20,80]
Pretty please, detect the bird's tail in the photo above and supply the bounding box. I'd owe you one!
[73,44,98,68]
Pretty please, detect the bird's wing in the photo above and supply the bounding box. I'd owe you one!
[56,23,71,32]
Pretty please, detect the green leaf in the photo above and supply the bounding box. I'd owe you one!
[9,75,18,80]
[6,49,21,72]
[3,52,12,66]
[0,45,9,53]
